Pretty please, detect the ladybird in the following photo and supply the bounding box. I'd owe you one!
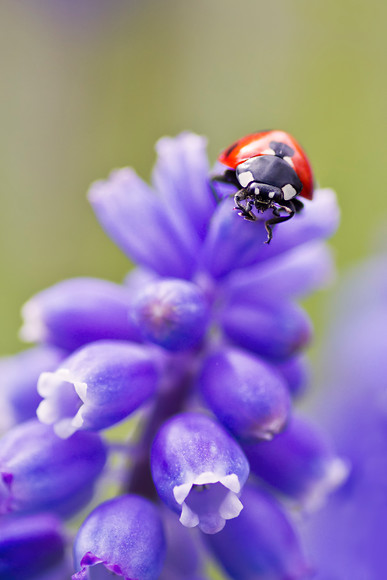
[212,130,314,243]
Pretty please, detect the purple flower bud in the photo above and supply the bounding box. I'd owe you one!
[243,415,348,510]
[37,340,159,438]
[20,277,141,352]
[0,346,65,431]
[89,168,197,279]
[151,412,249,534]
[204,484,309,580]
[220,298,313,362]
[0,420,107,517]
[0,513,70,580]
[199,348,290,441]
[131,278,209,351]
[73,495,166,580]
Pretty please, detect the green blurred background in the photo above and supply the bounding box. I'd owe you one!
[1,0,386,354]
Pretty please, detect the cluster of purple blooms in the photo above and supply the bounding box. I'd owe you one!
[0,132,345,579]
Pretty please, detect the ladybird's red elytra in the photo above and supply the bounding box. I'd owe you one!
[218,130,314,200]
[212,130,315,243]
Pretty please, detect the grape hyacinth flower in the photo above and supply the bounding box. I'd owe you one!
[2,131,343,578]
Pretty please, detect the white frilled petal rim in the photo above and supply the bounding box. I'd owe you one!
[173,472,244,534]
[37,369,87,439]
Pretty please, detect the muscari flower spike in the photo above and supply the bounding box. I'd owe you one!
[4,131,343,578]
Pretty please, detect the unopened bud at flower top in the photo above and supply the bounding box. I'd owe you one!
[131,278,209,351]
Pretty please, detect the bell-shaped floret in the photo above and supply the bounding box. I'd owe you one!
[151,412,249,534]
[36,340,160,438]
[73,495,166,580]
[0,420,107,517]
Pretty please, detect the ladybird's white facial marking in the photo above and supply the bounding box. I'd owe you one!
[237,170,254,188]
[268,191,276,199]
[284,156,295,168]
[282,183,297,200]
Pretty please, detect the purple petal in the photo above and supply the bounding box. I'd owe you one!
[251,188,340,263]
[152,133,216,244]
[200,188,339,279]
[36,340,160,437]
[200,196,268,278]
[223,240,335,302]
[89,168,197,278]
[20,277,141,352]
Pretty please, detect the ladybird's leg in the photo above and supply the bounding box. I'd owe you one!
[292,198,304,213]
[210,169,240,203]
[264,201,295,244]
[234,188,256,221]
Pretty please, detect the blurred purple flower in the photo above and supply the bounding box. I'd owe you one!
[300,254,387,578]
